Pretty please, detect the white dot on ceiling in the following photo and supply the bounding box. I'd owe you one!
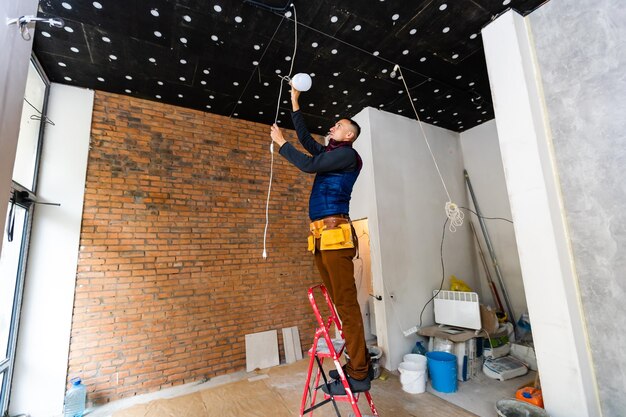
[102,36,110,42]
[330,16,338,23]
[452,53,459,59]
[157,81,164,85]
[42,31,51,37]
[201,80,206,85]
[456,75,462,79]
[233,81,239,86]
[453,112,458,116]
[402,50,409,55]
[331,49,338,54]
[235,16,242,23]
[254,95,259,99]
[125,89,132,93]
[311,42,318,48]
[392,14,400,21]
[442,27,450,33]
[183,15,191,22]
[381,69,388,73]
[328,85,334,88]
[109,54,117,60]
[213,5,222,12]
[234,113,238,116]
[64,76,72,81]
[62,2,72,10]
[398,109,402,113]
[321,110,326,113]
[64,26,74,33]
[446,94,452,98]
[259,111,263,114]
[206,105,211,109]
[342,90,348,94]
[412,97,417,101]
[285,56,291,61]
[309,103,314,107]
[285,11,292,18]
[477,119,482,123]
[335,114,340,117]
[180,37,187,44]
[333,72,340,77]
[470,33,478,39]
[434,89,439,93]
[93,2,102,9]
[211,35,218,41]
[354,25,361,31]
[398,90,403,94]
[437,109,443,113]
[179,77,186,81]
[409,28,417,35]
[469,82,475,86]
[283,100,288,103]
[203,69,210,74]
[209,95,215,99]
[156,95,161,99]
[420,57,427,62]
[238,100,242,104]
[366,92,372,96]
[178,94,183,98]
[439,4,448,11]
[125,75,132,80]
[347,105,352,108]
[70,47,79,53]
[503,0,511,5]
[373,51,379,56]
[332,101,337,105]
[97,77,105,82]
[154,31,162,37]
[360,78,366,82]
[263,82,269,86]
[252,61,258,66]
[151,9,159,17]
[275,69,281,74]
[482,111,487,114]
[254,44,260,50]
[58,62,66,67]
[180,59,187,64]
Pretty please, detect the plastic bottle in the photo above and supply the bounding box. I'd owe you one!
[411,341,427,355]
[63,377,86,417]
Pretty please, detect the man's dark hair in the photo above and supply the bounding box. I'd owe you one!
[347,118,361,140]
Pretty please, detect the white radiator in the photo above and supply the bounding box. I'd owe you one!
[433,290,481,330]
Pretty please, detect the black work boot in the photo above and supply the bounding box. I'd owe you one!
[322,374,371,395]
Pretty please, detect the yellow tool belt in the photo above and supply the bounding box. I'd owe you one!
[308,216,354,253]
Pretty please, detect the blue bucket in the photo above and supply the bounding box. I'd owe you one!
[426,351,457,393]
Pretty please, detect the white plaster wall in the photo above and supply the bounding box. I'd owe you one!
[0,0,39,254]
[482,10,600,417]
[460,121,527,320]
[352,107,474,370]
[10,84,94,417]
[529,2,625,415]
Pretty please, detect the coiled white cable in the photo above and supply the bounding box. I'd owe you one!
[263,4,298,259]
[395,64,464,232]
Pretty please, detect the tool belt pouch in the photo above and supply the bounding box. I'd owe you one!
[319,223,354,251]
[307,235,315,253]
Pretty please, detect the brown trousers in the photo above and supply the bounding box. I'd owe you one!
[313,238,370,380]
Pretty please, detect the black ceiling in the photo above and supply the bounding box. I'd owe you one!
[34,0,547,134]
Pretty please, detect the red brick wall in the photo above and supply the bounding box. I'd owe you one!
[70,91,321,404]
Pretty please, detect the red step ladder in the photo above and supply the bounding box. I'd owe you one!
[299,284,379,417]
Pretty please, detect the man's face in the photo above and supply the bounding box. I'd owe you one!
[328,119,355,142]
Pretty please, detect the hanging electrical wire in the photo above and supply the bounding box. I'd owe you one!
[394,64,464,232]
[262,3,299,259]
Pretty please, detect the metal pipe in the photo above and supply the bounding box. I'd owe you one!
[464,169,517,327]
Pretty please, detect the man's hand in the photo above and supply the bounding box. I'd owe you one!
[270,123,287,148]
[290,82,301,112]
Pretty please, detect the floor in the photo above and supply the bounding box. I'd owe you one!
[89,359,536,417]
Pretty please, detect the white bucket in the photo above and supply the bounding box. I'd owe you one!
[398,358,427,394]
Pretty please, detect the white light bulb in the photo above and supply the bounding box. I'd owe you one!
[291,73,312,92]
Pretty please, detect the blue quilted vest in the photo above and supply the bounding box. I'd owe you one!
[309,166,360,221]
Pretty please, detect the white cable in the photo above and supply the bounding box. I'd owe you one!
[263,4,298,259]
[395,64,464,232]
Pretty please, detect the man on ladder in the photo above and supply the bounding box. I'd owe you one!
[270,83,372,395]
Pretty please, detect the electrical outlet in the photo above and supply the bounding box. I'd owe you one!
[403,326,419,337]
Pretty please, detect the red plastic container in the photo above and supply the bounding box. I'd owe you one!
[516,387,544,408]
